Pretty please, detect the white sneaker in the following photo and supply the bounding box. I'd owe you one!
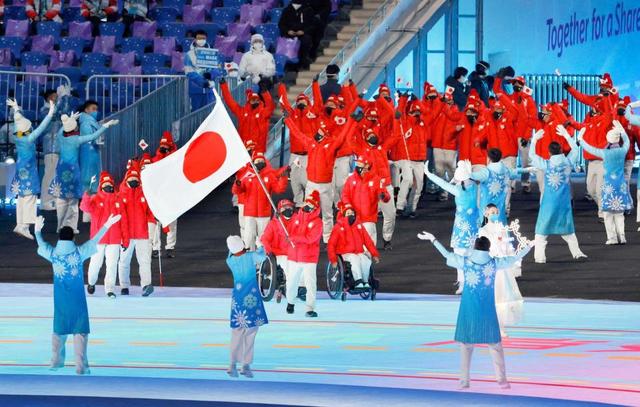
[605,240,618,245]
[363,282,370,288]
[535,258,547,264]
[14,225,34,240]
[355,282,365,289]
[227,364,238,377]
[455,286,463,295]
[458,380,470,389]
[498,381,511,389]
[573,252,588,259]
[240,365,253,378]
[619,236,627,245]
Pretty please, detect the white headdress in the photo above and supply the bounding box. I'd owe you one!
[61,111,81,132]
[453,160,473,183]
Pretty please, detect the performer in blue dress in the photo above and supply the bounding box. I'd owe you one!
[425,160,480,294]
[50,112,118,233]
[225,235,269,378]
[418,230,533,389]
[471,148,533,223]
[79,101,104,196]
[530,127,587,263]
[34,213,121,375]
[8,99,55,239]
[576,121,633,244]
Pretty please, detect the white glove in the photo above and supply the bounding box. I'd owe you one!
[628,100,640,109]
[35,216,45,232]
[423,160,432,176]
[555,124,570,140]
[612,119,625,133]
[102,119,119,128]
[523,166,537,173]
[104,214,122,228]
[208,80,215,88]
[56,84,71,98]
[6,98,19,111]
[47,100,56,117]
[417,231,435,242]
[576,127,586,142]
[532,129,544,141]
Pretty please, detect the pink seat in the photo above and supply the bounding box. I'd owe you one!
[276,37,300,61]
[239,4,265,27]
[214,35,238,58]
[132,21,158,40]
[111,52,137,73]
[26,65,49,85]
[227,22,251,43]
[171,51,184,72]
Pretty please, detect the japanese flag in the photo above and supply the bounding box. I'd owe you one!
[142,88,250,225]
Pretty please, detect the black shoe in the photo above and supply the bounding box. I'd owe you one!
[231,206,239,214]
[286,304,294,314]
[107,292,116,299]
[395,209,404,216]
[305,311,318,318]
[408,212,417,219]
[383,240,392,251]
[121,288,129,296]
[152,250,159,259]
[87,285,95,295]
[142,285,154,297]
[166,249,175,258]
[296,287,307,301]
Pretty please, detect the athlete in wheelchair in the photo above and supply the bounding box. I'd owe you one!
[326,202,380,301]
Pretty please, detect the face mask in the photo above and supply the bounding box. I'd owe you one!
[488,214,500,222]
[538,112,547,121]
[367,118,377,124]
[250,101,260,109]
[159,147,169,154]
[355,166,365,176]
[89,111,98,120]
[367,136,378,145]
[384,96,392,102]
[466,115,477,125]
[252,42,264,52]
[128,180,140,188]
[296,103,306,110]
[302,205,313,213]
[254,162,266,171]
[196,39,206,47]
[102,186,114,193]
[282,208,294,218]
[492,111,502,120]
[513,85,523,92]
[292,3,302,10]
[458,76,467,83]
[347,214,356,225]
[314,133,324,142]
[617,108,625,115]
[427,94,437,100]
[325,107,334,116]
[601,89,610,96]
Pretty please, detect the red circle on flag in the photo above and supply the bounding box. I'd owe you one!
[183,131,227,183]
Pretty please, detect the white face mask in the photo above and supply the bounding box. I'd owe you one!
[228,70,239,78]
[458,76,467,83]
[252,42,264,52]
[195,39,206,47]
[292,3,302,10]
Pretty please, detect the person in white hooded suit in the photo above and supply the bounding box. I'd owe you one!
[239,34,276,86]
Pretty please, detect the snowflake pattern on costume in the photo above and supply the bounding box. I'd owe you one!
[18,168,30,180]
[545,169,565,191]
[10,180,20,196]
[255,317,266,327]
[231,306,251,328]
[602,184,614,196]
[488,179,504,196]
[61,170,74,183]
[482,264,495,278]
[243,294,258,309]
[465,270,479,288]
[49,181,62,198]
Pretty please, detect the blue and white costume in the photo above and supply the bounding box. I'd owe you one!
[40,90,71,211]
[530,129,586,263]
[225,237,268,377]
[36,223,111,375]
[581,124,632,244]
[471,162,525,224]
[184,40,215,111]
[79,111,103,195]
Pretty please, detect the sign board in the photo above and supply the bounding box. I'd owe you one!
[195,48,222,69]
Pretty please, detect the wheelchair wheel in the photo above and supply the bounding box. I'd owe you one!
[326,258,344,300]
[359,263,376,300]
[258,254,278,302]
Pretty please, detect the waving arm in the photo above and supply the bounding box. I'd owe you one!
[424,162,459,196]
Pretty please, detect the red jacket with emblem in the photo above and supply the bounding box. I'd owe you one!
[494,78,537,140]
[260,215,292,256]
[278,83,317,155]
[118,185,154,240]
[327,216,379,263]
[341,171,390,223]
[533,119,571,159]
[80,191,130,247]
[287,208,323,263]
[454,118,489,165]
[232,164,288,218]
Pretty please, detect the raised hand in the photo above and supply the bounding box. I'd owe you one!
[532,129,544,141]
[417,231,435,242]
[576,127,586,142]
[35,216,45,232]
[47,100,56,116]
[105,214,122,228]
[102,119,119,128]
[555,124,570,139]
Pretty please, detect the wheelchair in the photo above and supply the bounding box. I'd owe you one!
[325,255,379,301]
[257,254,286,302]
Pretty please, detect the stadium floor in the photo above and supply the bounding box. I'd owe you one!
[1,175,638,302]
[0,285,638,406]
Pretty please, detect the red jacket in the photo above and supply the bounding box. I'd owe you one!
[390,115,430,161]
[341,171,390,223]
[286,117,347,184]
[567,86,616,115]
[327,216,379,263]
[486,115,518,158]
[232,164,288,218]
[221,82,275,153]
[287,208,323,263]
[432,103,463,150]
[454,118,490,165]
[26,0,61,20]
[533,119,571,159]
[261,215,292,256]
[581,113,611,161]
[81,0,117,17]
[80,191,129,247]
[279,84,316,155]
[118,185,154,240]
[349,119,400,186]
[619,115,640,161]
[494,78,537,140]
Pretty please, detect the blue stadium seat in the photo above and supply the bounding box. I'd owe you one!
[211,7,239,25]
[81,65,113,77]
[121,37,148,59]
[21,52,50,66]
[275,54,286,77]
[4,6,27,20]
[141,53,169,69]
[0,37,24,59]
[255,23,279,46]
[163,0,186,12]
[36,22,63,43]
[187,23,225,40]
[53,67,83,88]
[160,22,187,41]
[61,7,85,24]
[99,22,125,45]
[223,0,247,8]
[59,37,86,57]
[269,8,282,23]
[180,37,195,52]
[149,7,181,22]
[82,53,110,67]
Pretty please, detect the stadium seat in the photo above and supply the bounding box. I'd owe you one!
[227,22,251,43]
[25,65,49,85]
[163,0,186,12]
[5,19,30,38]
[187,23,225,40]
[36,22,63,43]
[276,37,299,63]
[121,37,148,59]
[99,22,125,45]
[223,0,248,8]
[275,53,286,77]
[110,52,137,73]
[4,6,27,20]
[160,23,187,42]
[254,0,278,8]
[82,52,110,67]
[0,48,14,66]
[268,8,283,23]
[132,21,158,41]
[183,6,206,25]
[214,35,239,59]
[153,37,177,57]
[21,52,49,66]
[171,51,184,72]
[211,7,240,25]
[0,37,24,59]
[54,67,82,87]
[239,4,265,26]
[180,37,195,52]
[69,21,93,40]
[48,50,76,71]
[29,35,55,54]
[142,66,177,75]
[59,37,86,57]
[191,0,214,11]
[92,36,116,55]
[149,7,181,22]
[255,23,279,46]
[141,53,169,69]
[61,7,85,24]
[82,65,113,77]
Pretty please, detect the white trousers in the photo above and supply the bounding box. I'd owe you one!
[362,221,377,247]
[244,216,270,251]
[238,204,246,244]
[41,153,58,211]
[332,156,351,205]
[518,139,531,186]
[433,148,456,197]
[586,160,604,216]
[624,160,634,185]
[290,153,308,207]
[603,212,625,243]
[87,244,120,293]
[51,333,89,374]
[502,156,517,213]
[460,342,507,385]
[453,247,468,285]
[150,220,178,250]
[55,198,79,232]
[230,326,259,366]
[396,160,424,212]
[390,161,401,188]
[341,252,372,282]
[534,233,585,262]
[378,185,396,242]
[286,261,317,311]
[118,239,152,288]
[275,254,289,280]
[305,181,334,243]
[16,194,37,225]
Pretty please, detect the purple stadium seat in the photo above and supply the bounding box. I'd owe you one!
[59,37,85,57]
[276,37,300,61]
[233,51,243,65]
[239,4,264,26]
[214,35,238,58]
[5,19,30,38]
[132,21,158,40]
[69,21,93,40]
[153,37,176,57]
[92,36,116,55]
[30,35,55,53]
[171,51,184,72]
[183,6,206,25]
[69,0,83,6]
[48,50,76,71]
[211,7,239,25]
[0,49,14,66]
[227,22,251,43]
[253,0,277,9]
[111,52,137,74]
[12,0,28,5]
[122,66,143,84]
[191,0,214,10]
[26,65,49,85]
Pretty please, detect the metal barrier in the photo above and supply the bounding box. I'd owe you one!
[171,78,250,147]
[85,74,184,120]
[100,77,190,178]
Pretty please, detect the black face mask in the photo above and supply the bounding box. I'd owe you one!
[102,185,114,193]
[617,108,625,116]
[588,111,596,117]
[297,103,306,110]
[537,112,547,121]
[314,133,324,142]
[325,107,334,116]
[355,166,365,176]
[427,94,437,100]
[466,115,477,125]
[250,102,260,109]
[513,85,523,92]
[128,180,140,188]
[281,208,294,218]
[302,205,314,213]
[347,214,356,225]
[367,136,378,145]
[254,162,266,171]
[601,89,610,96]
[159,147,169,154]
[384,96,392,102]
[492,111,502,120]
